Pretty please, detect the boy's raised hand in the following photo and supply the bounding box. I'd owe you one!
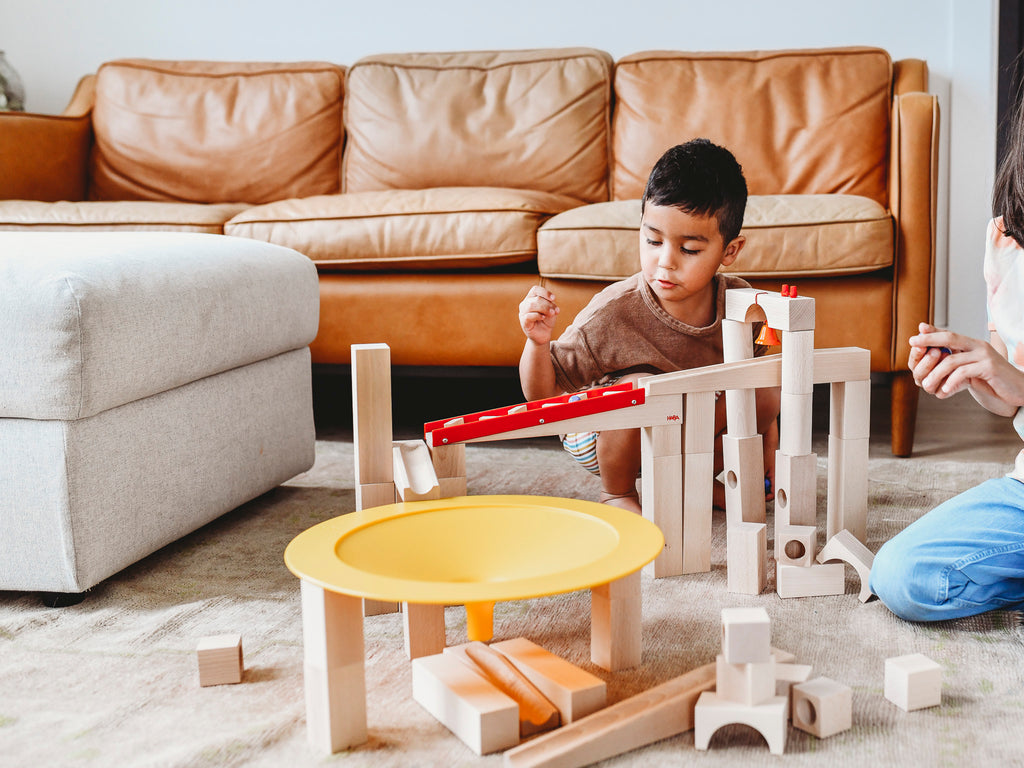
[519,286,560,344]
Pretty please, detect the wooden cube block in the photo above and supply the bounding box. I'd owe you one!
[412,652,519,755]
[197,633,243,686]
[776,563,845,599]
[791,676,852,738]
[777,524,817,567]
[716,654,775,706]
[727,522,766,595]
[885,653,942,711]
[720,607,771,664]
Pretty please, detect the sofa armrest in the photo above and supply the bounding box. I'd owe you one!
[889,90,940,370]
[0,75,94,201]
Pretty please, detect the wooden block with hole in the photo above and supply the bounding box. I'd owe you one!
[776,563,845,598]
[791,677,852,738]
[412,652,520,755]
[490,637,606,724]
[715,654,775,706]
[773,451,817,533]
[722,434,766,526]
[885,653,942,711]
[693,691,788,755]
[726,522,766,595]
[721,607,771,664]
[197,633,243,686]
[817,528,875,602]
[777,524,817,567]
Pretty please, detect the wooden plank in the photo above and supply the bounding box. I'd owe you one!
[351,343,393,487]
[641,452,683,578]
[503,660,716,768]
[826,435,869,542]
[681,452,714,574]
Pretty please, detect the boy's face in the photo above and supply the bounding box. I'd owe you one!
[639,203,745,324]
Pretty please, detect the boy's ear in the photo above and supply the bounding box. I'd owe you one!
[720,235,746,266]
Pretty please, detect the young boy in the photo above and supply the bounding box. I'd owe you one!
[518,139,780,513]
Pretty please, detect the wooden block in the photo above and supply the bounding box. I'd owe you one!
[720,607,771,664]
[722,317,755,363]
[197,633,243,686]
[300,582,367,752]
[640,451,683,578]
[403,602,446,660]
[812,347,871,384]
[779,391,813,456]
[826,435,869,542]
[817,528,875,602]
[724,286,815,332]
[682,451,714,574]
[684,391,716,454]
[411,652,519,755]
[776,524,817,568]
[830,379,871,439]
[503,660,715,768]
[356,481,396,511]
[791,676,852,738]
[392,440,441,501]
[438,475,468,498]
[781,330,815,395]
[491,637,606,724]
[693,691,788,755]
[773,451,817,533]
[776,563,845,598]
[885,653,942,711]
[642,422,682,458]
[591,571,642,671]
[726,522,766,595]
[722,435,766,526]
[429,442,466,479]
[775,662,813,705]
[724,388,758,438]
[363,598,400,616]
[771,647,797,664]
[462,642,560,737]
[715,654,776,706]
[351,343,393,487]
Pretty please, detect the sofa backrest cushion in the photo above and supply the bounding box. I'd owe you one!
[612,48,892,206]
[89,60,345,204]
[343,48,612,203]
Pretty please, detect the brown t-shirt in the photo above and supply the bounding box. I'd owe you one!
[550,272,760,392]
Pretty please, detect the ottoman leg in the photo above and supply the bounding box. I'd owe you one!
[300,581,368,753]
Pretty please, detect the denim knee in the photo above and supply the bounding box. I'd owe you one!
[870,538,942,622]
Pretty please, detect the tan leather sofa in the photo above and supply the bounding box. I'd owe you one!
[0,46,939,455]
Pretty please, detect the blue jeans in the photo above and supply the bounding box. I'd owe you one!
[870,477,1024,621]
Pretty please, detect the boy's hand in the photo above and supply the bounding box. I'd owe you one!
[519,286,560,344]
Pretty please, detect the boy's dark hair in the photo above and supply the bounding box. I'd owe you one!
[994,86,1024,245]
[641,139,748,243]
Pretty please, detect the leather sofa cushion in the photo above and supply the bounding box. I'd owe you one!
[0,200,249,233]
[225,187,583,270]
[343,48,612,203]
[537,195,893,280]
[612,48,892,206]
[89,60,345,204]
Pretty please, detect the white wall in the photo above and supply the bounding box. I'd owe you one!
[0,0,998,335]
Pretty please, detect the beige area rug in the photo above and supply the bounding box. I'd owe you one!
[2,435,1024,768]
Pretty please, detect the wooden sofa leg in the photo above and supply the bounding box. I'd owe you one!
[890,371,919,457]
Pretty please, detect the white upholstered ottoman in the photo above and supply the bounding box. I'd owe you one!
[0,232,319,596]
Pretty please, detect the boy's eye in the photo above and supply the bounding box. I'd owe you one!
[645,238,662,246]
[681,247,701,256]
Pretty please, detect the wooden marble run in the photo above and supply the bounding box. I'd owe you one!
[414,287,873,598]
